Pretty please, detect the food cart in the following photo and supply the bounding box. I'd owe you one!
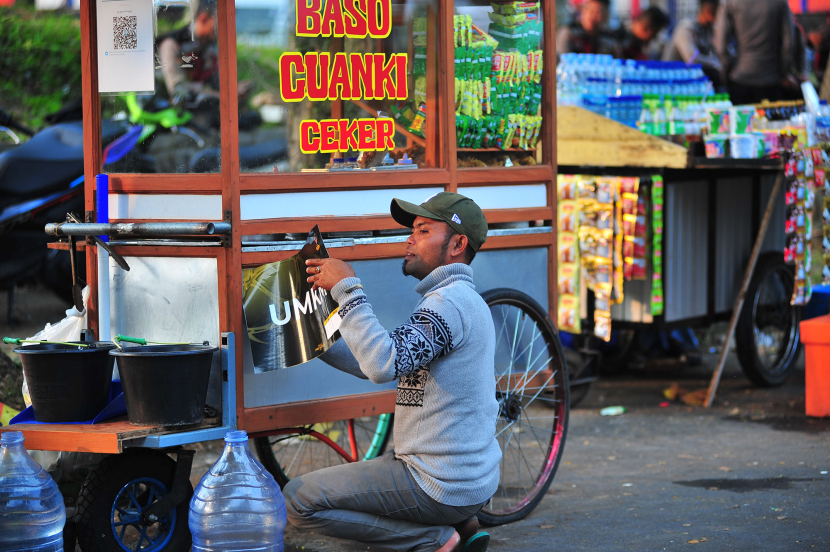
[0,2,569,550]
[557,104,801,406]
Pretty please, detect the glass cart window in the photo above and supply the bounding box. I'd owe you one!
[100,0,223,174]
[453,1,545,169]
[235,0,439,173]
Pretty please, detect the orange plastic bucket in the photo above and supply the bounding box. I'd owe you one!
[800,315,830,417]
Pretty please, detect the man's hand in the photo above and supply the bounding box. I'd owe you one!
[306,258,356,291]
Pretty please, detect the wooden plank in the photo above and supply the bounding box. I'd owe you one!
[557,106,689,169]
[244,391,397,432]
[442,0,457,192]
[109,174,223,194]
[239,208,552,236]
[425,3,439,168]
[545,1,559,321]
[0,417,222,453]
[48,241,87,251]
[457,166,554,185]
[0,419,158,453]
[240,169,451,191]
[80,0,101,338]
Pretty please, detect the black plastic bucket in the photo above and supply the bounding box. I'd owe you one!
[111,345,217,427]
[15,342,116,423]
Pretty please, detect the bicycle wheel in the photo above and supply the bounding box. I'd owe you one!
[735,253,802,387]
[480,288,569,526]
[253,413,393,488]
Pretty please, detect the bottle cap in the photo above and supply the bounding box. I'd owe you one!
[1,432,23,445]
[224,430,248,443]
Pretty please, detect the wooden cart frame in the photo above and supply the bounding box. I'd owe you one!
[46,0,561,446]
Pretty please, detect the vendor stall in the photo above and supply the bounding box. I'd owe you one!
[556,97,807,406]
[0,2,568,550]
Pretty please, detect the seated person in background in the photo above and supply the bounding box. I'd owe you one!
[662,0,722,88]
[556,0,619,56]
[156,0,256,128]
[157,0,221,105]
[617,7,670,61]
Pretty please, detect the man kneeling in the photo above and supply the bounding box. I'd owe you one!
[284,193,500,552]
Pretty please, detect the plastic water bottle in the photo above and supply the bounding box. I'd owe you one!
[189,430,287,552]
[0,432,65,552]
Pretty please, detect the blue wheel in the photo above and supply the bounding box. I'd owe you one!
[76,450,192,552]
[110,477,176,551]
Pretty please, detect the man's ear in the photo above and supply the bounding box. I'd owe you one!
[452,234,469,258]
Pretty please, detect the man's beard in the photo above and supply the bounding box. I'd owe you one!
[401,259,410,277]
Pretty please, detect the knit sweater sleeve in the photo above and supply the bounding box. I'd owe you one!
[318,339,367,379]
[331,277,463,384]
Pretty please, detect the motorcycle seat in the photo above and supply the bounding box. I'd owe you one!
[0,121,126,201]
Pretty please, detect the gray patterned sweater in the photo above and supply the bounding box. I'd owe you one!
[322,263,501,507]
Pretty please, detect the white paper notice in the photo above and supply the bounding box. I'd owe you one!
[97,0,155,94]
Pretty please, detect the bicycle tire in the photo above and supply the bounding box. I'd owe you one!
[253,414,393,489]
[480,288,570,526]
[735,253,802,387]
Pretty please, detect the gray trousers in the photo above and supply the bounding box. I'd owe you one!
[283,452,485,552]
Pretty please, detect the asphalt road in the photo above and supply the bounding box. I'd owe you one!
[4,285,828,551]
[276,356,830,552]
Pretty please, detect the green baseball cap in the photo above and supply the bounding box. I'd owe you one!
[390,192,488,252]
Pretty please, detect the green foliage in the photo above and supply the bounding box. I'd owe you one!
[0,7,82,130]
[236,43,283,95]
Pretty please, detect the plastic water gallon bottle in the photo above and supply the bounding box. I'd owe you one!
[190,430,287,552]
[0,432,65,552]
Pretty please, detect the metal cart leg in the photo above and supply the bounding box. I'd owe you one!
[704,172,784,407]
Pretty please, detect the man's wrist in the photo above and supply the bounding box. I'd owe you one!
[332,277,364,304]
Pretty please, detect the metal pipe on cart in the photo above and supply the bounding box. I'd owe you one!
[45,222,232,236]
[96,174,111,343]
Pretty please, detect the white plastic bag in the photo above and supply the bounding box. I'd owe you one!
[21,286,90,408]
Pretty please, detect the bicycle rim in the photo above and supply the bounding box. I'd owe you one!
[261,414,392,481]
[482,298,568,522]
[752,265,799,376]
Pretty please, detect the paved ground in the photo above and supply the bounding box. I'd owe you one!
[4,285,829,551]
[272,356,830,552]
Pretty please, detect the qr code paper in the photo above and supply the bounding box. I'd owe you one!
[113,16,137,50]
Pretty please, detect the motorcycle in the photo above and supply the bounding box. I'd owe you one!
[0,107,144,322]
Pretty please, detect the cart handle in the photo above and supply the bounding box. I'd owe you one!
[116,334,192,346]
[116,335,147,345]
[3,337,89,348]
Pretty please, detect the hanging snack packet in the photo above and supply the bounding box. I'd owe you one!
[558,295,581,334]
[651,176,664,316]
[558,262,579,296]
[559,232,578,264]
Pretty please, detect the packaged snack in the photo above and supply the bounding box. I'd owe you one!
[408,103,427,137]
[651,176,664,316]
[413,47,427,76]
[558,199,578,233]
[559,176,578,202]
[491,1,539,15]
[577,176,597,200]
[594,311,612,342]
[488,12,528,28]
[707,108,730,134]
[558,295,581,334]
[559,233,578,264]
[704,134,728,158]
[594,294,610,313]
[558,263,579,295]
[729,106,756,135]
